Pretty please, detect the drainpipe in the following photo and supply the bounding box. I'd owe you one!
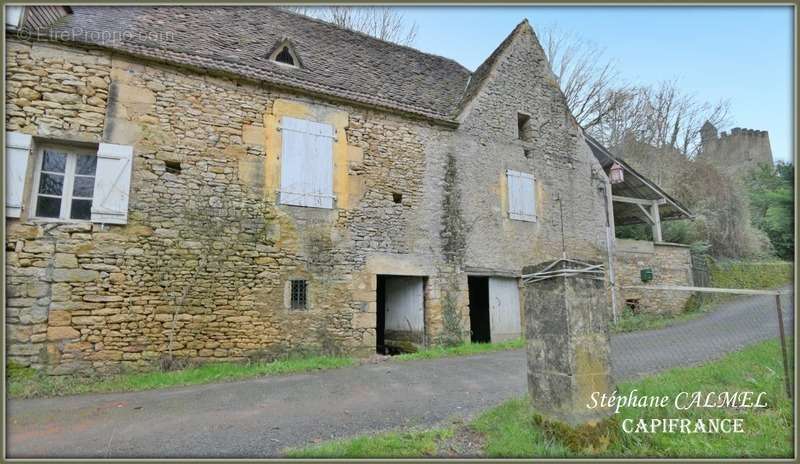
[600,181,619,324]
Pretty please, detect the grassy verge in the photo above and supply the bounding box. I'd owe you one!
[393,337,524,361]
[286,339,793,458]
[611,305,712,334]
[7,339,525,400]
[286,429,453,458]
[7,355,354,399]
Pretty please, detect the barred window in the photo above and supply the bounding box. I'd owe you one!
[290,280,307,310]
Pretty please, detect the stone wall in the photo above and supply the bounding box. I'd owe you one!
[455,24,608,274]
[613,239,694,315]
[6,40,109,143]
[6,39,456,374]
[6,32,611,374]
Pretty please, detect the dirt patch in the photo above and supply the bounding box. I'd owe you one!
[359,353,392,364]
[435,422,486,457]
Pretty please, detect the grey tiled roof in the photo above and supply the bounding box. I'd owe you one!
[37,6,473,122]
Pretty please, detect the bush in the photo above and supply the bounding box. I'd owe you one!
[684,259,793,312]
[709,259,793,289]
[746,162,794,260]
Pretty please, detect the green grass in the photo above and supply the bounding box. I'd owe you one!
[285,428,453,458]
[708,260,793,291]
[286,339,794,458]
[393,337,524,361]
[611,305,712,333]
[609,338,794,458]
[470,397,571,457]
[7,339,526,400]
[7,355,354,399]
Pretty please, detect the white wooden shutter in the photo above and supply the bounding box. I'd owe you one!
[507,169,536,222]
[91,143,133,224]
[6,131,33,218]
[279,117,335,209]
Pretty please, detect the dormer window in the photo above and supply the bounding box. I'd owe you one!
[270,39,300,68]
[275,47,295,65]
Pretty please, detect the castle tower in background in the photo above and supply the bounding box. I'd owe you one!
[698,121,774,178]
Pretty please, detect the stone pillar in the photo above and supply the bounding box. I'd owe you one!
[522,259,613,426]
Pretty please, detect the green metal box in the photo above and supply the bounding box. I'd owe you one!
[640,268,654,283]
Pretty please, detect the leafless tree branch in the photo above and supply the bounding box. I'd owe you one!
[539,24,626,130]
[286,6,418,46]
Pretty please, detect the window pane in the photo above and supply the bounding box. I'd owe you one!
[75,155,97,175]
[38,173,64,195]
[42,151,67,173]
[36,196,61,218]
[72,176,94,197]
[70,199,92,220]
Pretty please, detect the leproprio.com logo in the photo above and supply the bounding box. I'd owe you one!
[15,26,175,43]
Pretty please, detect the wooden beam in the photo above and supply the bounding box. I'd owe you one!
[635,203,654,224]
[622,285,792,296]
[651,200,662,242]
[612,195,667,206]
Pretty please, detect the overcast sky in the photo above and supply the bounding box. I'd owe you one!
[398,6,793,163]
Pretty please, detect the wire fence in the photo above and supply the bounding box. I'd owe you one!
[612,285,794,398]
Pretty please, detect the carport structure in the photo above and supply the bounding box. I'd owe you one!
[586,134,693,240]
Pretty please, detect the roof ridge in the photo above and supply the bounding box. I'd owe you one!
[274,7,471,74]
[456,18,531,114]
[35,6,475,123]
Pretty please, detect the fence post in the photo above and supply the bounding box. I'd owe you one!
[775,294,792,398]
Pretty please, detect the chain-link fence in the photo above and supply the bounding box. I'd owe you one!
[611,285,794,397]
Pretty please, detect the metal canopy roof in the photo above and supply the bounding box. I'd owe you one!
[585,134,693,226]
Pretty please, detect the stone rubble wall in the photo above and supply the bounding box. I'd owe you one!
[613,239,694,315]
[5,39,453,374]
[6,34,612,375]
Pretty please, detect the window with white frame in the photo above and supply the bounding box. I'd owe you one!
[32,146,97,220]
[507,169,536,222]
[5,132,134,224]
[279,116,335,209]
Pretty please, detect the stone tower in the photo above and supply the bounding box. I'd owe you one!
[698,121,774,178]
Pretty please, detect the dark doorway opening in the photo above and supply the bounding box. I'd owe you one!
[376,274,425,355]
[468,276,490,343]
[376,275,387,353]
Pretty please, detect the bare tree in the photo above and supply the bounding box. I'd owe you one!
[286,6,418,46]
[539,25,730,157]
[539,25,626,129]
[593,80,730,157]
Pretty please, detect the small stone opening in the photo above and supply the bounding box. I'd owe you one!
[624,298,641,314]
[165,160,182,175]
[524,148,533,159]
[517,112,532,142]
[275,46,295,66]
[392,192,403,204]
[290,279,307,310]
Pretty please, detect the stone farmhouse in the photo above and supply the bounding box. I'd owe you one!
[5,6,692,374]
